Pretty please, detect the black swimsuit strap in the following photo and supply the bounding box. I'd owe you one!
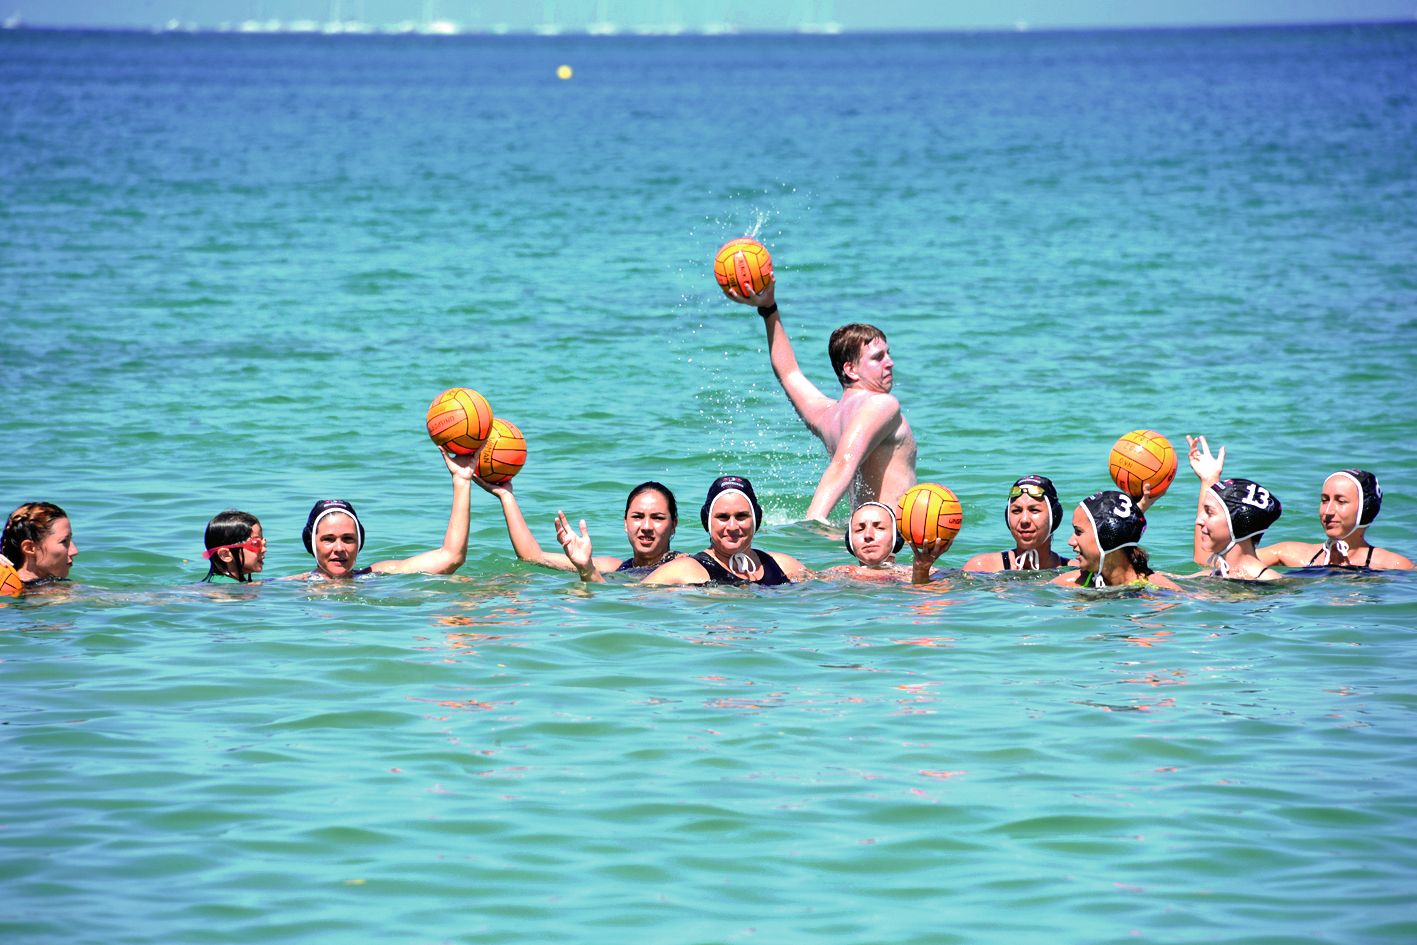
[615,550,681,574]
[1306,545,1375,567]
[754,551,791,587]
[691,551,791,587]
[1000,550,1012,570]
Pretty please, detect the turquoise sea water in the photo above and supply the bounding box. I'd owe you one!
[3,25,1417,944]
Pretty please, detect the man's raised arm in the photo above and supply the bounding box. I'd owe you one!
[729,282,833,429]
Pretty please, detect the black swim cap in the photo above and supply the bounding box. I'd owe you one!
[1209,478,1282,549]
[1080,490,1146,560]
[1329,469,1382,531]
[1007,475,1063,536]
[302,499,366,555]
[699,475,763,531]
[843,501,905,558]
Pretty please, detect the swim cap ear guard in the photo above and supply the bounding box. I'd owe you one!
[1207,479,1282,576]
[1079,490,1146,588]
[699,475,764,531]
[843,501,906,558]
[1007,475,1063,536]
[302,499,366,555]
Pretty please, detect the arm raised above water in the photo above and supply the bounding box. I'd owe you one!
[1187,435,1225,566]
[727,282,835,431]
[476,477,622,573]
[555,511,607,583]
[372,449,474,575]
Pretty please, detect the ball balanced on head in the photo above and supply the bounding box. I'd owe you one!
[713,238,773,299]
[1109,429,1178,500]
[896,483,964,548]
[474,418,528,484]
[426,387,494,455]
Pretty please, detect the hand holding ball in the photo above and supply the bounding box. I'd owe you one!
[714,238,774,300]
[1109,430,1178,500]
[426,387,494,455]
[896,483,964,549]
[474,418,527,484]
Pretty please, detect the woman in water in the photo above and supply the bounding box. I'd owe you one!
[1052,490,1180,590]
[476,477,683,576]
[290,449,477,580]
[1259,469,1412,570]
[558,475,809,586]
[963,475,1070,572]
[1185,436,1283,581]
[824,501,951,584]
[200,509,266,583]
[1,502,79,591]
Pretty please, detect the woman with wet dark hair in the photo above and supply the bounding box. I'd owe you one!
[2,501,79,590]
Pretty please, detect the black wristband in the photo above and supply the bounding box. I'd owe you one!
[756,303,778,317]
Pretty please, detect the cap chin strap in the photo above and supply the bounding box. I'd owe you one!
[1093,543,1140,587]
[1320,538,1351,566]
[1207,552,1230,579]
[1212,518,1266,577]
[1012,548,1040,571]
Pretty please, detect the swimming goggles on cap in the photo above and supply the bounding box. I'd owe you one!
[1009,483,1049,500]
[202,536,266,559]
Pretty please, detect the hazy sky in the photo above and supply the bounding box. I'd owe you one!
[10,0,1417,31]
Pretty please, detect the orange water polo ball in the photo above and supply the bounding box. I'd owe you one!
[1109,429,1178,499]
[713,238,774,299]
[0,563,22,598]
[896,483,964,548]
[426,387,494,455]
[475,418,528,484]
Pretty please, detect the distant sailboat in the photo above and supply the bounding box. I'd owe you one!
[420,0,459,34]
[323,0,373,35]
[797,0,842,34]
[586,0,617,35]
[699,0,735,35]
[533,0,561,35]
[635,0,684,35]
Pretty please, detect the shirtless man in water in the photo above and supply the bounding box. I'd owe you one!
[728,281,917,523]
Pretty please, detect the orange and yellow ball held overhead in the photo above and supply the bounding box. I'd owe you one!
[474,418,528,484]
[0,562,22,598]
[426,387,494,456]
[896,482,964,548]
[713,237,774,299]
[1108,429,1178,499]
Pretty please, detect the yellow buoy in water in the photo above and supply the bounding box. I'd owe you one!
[556,64,573,80]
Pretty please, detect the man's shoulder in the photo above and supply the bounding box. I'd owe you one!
[836,389,900,416]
